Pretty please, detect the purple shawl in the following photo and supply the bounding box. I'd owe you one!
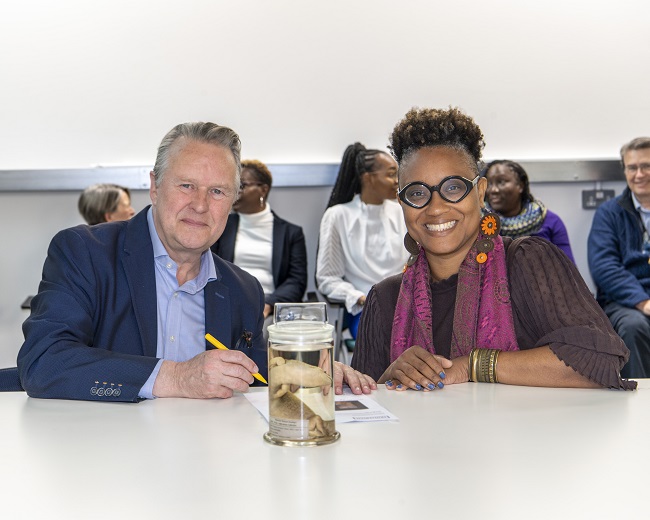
[390,235,519,361]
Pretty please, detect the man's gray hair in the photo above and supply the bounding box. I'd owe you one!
[620,137,650,164]
[152,122,242,189]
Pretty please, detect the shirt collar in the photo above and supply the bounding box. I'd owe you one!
[630,192,650,215]
[147,207,217,285]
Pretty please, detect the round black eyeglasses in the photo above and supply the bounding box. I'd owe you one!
[398,176,480,208]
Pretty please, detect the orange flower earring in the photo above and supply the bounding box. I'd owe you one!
[476,213,500,264]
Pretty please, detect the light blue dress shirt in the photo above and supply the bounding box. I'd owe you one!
[139,208,217,399]
[631,191,650,237]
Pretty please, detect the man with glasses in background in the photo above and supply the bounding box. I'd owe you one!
[588,137,650,378]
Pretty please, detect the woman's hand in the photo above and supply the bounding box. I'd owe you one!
[379,346,454,391]
[437,355,469,385]
[333,361,377,395]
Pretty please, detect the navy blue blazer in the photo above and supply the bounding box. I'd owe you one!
[18,207,267,402]
[211,212,307,306]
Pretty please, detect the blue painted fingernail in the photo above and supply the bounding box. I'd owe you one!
[437,381,444,389]
[385,380,393,386]
[415,384,422,390]
[396,384,403,389]
[439,372,446,379]
[427,383,435,390]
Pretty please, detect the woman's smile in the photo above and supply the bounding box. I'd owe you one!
[425,220,457,232]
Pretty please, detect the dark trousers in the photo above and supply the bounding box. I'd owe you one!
[604,301,650,378]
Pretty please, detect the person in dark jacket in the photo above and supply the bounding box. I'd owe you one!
[211,159,307,337]
[588,137,650,378]
[19,122,267,401]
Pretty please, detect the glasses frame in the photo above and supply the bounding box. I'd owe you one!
[239,181,265,190]
[398,175,480,208]
[624,163,650,175]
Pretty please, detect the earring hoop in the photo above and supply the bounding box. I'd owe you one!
[404,232,419,267]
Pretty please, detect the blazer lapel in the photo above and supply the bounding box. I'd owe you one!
[122,207,158,358]
[271,212,284,286]
[205,277,232,349]
[219,214,239,262]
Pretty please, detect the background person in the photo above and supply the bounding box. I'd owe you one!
[588,137,650,378]
[78,183,136,225]
[351,107,634,391]
[483,160,575,262]
[316,142,408,339]
[211,159,307,337]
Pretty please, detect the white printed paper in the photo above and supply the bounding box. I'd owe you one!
[243,388,398,423]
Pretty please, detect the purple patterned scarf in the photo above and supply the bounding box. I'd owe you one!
[390,234,519,361]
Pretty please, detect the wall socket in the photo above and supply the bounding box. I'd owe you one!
[582,189,615,209]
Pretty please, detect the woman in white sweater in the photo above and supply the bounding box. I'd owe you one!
[316,143,408,338]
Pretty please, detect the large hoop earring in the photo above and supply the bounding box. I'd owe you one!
[404,232,419,267]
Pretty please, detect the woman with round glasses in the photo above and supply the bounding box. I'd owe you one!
[483,160,575,262]
[316,143,408,340]
[211,159,307,337]
[350,107,635,391]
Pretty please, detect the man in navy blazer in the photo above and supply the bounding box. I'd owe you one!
[18,122,267,402]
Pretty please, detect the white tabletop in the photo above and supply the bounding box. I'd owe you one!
[2,381,649,519]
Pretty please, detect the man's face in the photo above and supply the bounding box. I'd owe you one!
[624,148,650,201]
[149,138,238,262]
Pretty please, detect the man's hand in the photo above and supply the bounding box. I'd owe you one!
[636,300,650,316]
[153,350,259,399]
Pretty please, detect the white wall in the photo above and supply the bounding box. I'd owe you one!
[0,1,648,366]
[0,0,648,168]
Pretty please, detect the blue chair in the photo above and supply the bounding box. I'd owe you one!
[0,367,23,392]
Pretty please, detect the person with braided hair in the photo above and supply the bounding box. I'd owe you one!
[351,107,634,391]
[316,143,408,339]
[483,159,575,262]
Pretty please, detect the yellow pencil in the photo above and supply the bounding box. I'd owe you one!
[205,333,268,385]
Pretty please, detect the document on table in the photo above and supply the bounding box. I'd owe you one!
[244,388,398,423]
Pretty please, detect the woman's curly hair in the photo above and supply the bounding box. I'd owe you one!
[389,107,485,169]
